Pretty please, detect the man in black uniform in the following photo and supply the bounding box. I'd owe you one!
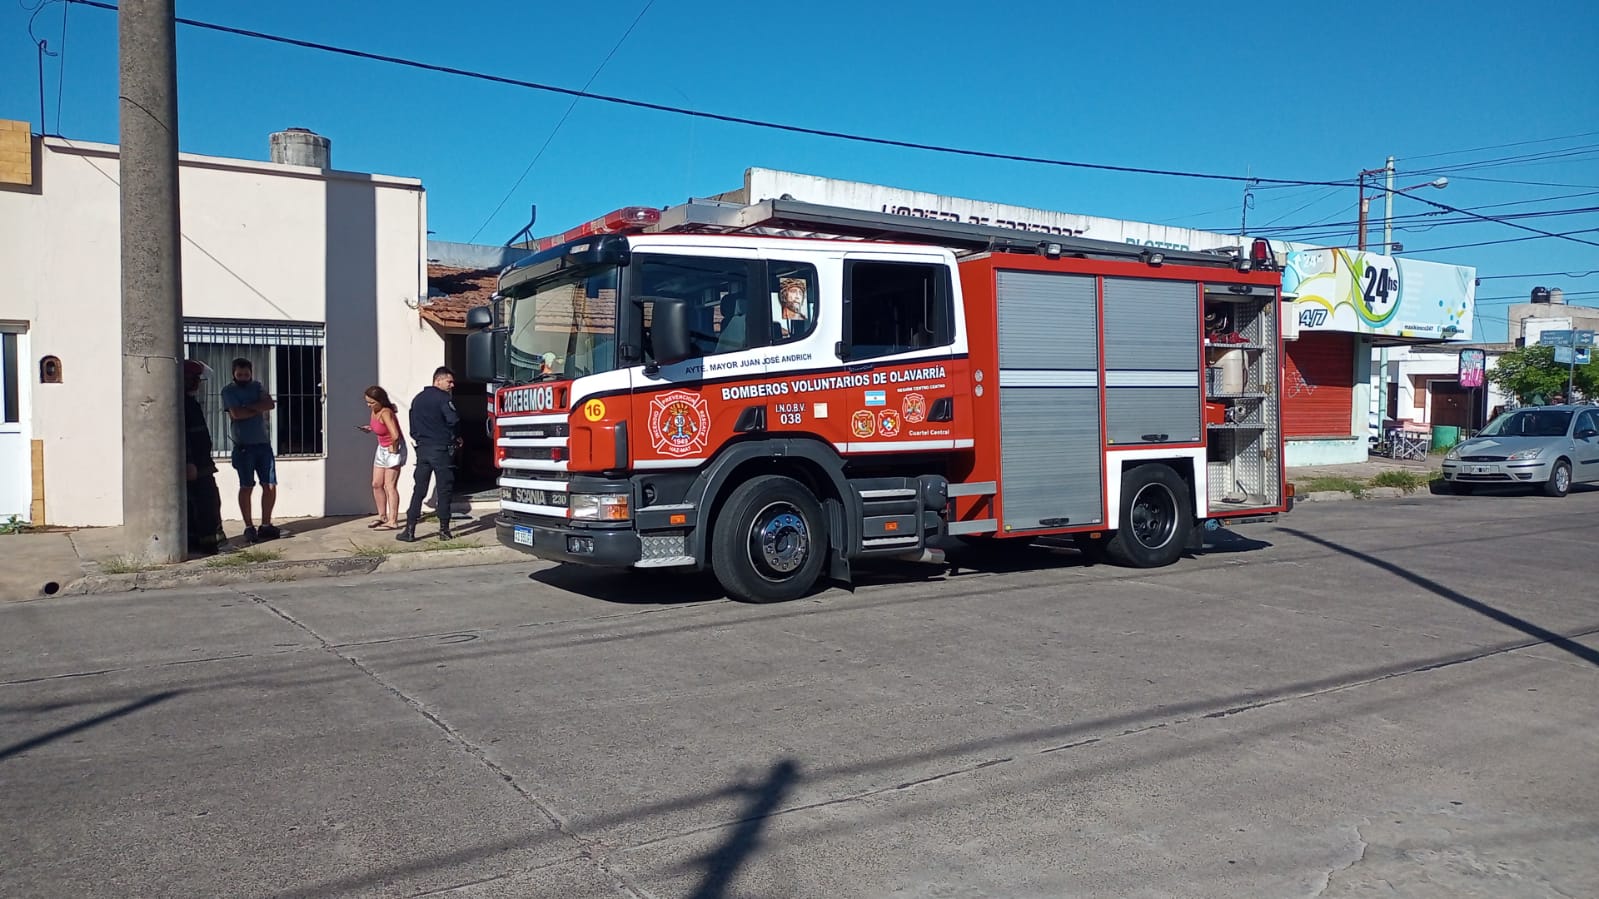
[183,360,227,555]
[398,366,461,542]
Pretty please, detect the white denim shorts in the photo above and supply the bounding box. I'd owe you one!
[374,442,407,469]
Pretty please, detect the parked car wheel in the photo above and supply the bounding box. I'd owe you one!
[1543,460,1572,498]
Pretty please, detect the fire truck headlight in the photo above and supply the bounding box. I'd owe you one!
[570,493,631,521]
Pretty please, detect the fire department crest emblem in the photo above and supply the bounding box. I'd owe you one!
[902,392,926,424]
[851,410,877,439]
[648,390,711,457]
[877,410,901,438]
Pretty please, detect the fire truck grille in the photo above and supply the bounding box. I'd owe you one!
[502,423,569,440]
[501,446,561,461]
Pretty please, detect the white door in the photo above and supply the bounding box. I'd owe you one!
[0,326,31,522]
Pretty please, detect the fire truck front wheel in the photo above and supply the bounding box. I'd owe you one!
[1105,464,1192,569]
[712,475,828,603]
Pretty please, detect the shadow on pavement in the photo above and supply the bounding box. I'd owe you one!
[1281,527,1599,669]
[1,690,181,762]
[530,566,726,605]
[1196,529,1273,555]
[688,759,799,899]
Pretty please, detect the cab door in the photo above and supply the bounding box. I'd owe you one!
[1574,410,1599,482]
[627,247,764,470]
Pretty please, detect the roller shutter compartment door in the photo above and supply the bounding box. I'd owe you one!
[1283,332,1355,438]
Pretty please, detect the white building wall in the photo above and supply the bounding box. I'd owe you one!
[1379,345,1510,431]
[0,137,437,527]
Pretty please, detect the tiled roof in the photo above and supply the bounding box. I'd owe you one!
[421,265,619,335]
[420,263,498,329]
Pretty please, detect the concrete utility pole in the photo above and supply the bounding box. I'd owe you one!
[119,0,186,563]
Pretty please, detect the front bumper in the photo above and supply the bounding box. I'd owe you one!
[496,513,641,567]
[1440,458,1552,484]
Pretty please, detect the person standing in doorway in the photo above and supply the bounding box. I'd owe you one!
[359,385,406,530]
[183,360,227,555]
[222,357,279,542]
[398,366,460,542]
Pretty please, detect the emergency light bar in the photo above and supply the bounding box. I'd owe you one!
[532,206,662,252]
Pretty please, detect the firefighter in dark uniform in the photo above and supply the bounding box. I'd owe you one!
[183,360,227,555]
[398,366,461,542]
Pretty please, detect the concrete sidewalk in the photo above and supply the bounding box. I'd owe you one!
[1,502,523,602]
[1,454,1447,601]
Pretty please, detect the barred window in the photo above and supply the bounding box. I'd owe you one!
[184,320,326,458]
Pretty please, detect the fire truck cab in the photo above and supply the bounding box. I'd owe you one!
[467,199,1290,603]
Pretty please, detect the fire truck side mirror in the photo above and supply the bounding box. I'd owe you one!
[465,306,493,330]
[647,296,695,366]
[464,330,498,384]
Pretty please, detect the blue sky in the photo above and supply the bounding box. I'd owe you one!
[5,0,1597,341]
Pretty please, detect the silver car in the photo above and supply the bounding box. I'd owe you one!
[1442,405,1599,496]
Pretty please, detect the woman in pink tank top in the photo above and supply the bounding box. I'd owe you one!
[360,385,407,528]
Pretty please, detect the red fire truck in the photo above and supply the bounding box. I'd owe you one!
[465,198,1291,602]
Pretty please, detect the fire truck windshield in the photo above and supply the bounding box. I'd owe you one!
[506,266,620,383]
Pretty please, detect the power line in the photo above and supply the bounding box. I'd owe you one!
[1244,201,1599,247]
[60,0,1599,252]
[61,0,1354,190]
[54,0,68,132]
[468,0,656,242]
[1397,130,1599,163]
[1396,228,1599,254]
[1476,290,1599,302]
[1251,204,1599,240]
[1477,270,1599,281]
[1256,187,1344,228]
[1406,144,1599,177]
[1451,175,1599,189]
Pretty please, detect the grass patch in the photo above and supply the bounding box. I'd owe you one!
[1368,470,1435,493]
[346,537,480,559]
[204,548,284,568]
[1,514,31,535]
[409,538,478,553]
[100,555,158,574]
[1298,476,1367,497]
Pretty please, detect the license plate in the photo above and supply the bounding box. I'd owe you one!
[1470,465,1491,474]
[513,525,534,547]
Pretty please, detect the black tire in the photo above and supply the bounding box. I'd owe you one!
[1104,464,1193,569]
[711,475,828,603]
[1543,460,1572,498]
[1450,481,1476,495]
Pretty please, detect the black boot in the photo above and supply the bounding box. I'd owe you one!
[437,526,454,541]
[396,521,418,543]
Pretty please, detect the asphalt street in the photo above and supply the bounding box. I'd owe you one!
[3,488,1597,898]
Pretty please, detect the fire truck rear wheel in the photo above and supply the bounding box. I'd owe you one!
[1104,464,1192,569]
[712,475,828,603]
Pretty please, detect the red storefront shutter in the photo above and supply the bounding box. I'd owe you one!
[1283,332,1356,438]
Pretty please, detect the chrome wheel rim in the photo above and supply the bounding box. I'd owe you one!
[1555,465,1570,492]
[749,502,809,580]
[1129,483,1178,550]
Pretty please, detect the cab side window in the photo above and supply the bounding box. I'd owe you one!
[844,260,953,361]
[635,255,758,361]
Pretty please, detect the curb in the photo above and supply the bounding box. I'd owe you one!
[374,546,525,574]
[59,546,528,596]
[1290,485,1442,503]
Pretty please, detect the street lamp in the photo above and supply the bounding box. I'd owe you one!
[1358,156,1448,251]
[1362,157,1449,446]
